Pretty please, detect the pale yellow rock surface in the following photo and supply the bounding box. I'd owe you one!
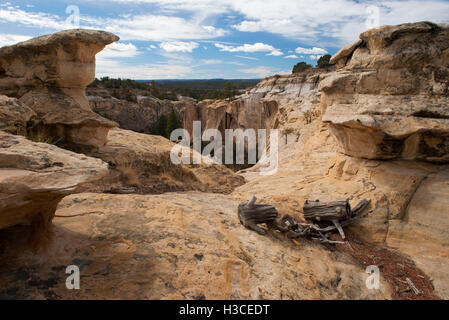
[181,71,325,138]
[0,192,391,299]
[0,29,119,95]
[0,131,108,230]
[386,169,449,299]
[1,23,448,301]
[235,118,449,298]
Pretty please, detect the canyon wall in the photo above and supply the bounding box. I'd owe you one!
[234,22,449,298]
[88,89,194,133]
[181,70,325,138]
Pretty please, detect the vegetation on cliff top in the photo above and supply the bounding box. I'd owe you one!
[89,77,257,101]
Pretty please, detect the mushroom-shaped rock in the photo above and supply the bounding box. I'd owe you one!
[0,29,119,152]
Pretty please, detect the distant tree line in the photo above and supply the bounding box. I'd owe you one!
[89,77,149,90]
[89,77,244,101]
[291,54,332,73]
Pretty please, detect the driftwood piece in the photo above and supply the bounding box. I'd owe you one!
[303,199,351,221]
[351,198,370,217]
[303,199,351,239]
[237,197,370,242]
[302,198,370,240]
[406,277,421,295]
[238,196,279,235]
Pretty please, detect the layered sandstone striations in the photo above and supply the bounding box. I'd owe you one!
[0,29,119,151]
[182,71,324,139]
[321,22,449,162]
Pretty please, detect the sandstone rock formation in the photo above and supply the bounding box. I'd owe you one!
[321,22,449,162]
[0,29,119,151]
[234,119,449,298]
[0,95,36,134]
[0,131,108,231]
[182,71,323,140]
[233,23,449,299]
[0,192,391,299]
[81,128,245,194]
[88,90,190,134]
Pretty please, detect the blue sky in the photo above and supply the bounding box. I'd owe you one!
[1,0,449,79]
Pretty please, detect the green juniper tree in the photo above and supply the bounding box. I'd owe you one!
[292,62,312,73]
[317,54,332,68]
[165,110,181,138]
[156,114,168,138]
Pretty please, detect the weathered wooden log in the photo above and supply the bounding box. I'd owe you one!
[351,198,370,217]
[238,196,279,235]
[303,199,350,221]
[238,196,369,241]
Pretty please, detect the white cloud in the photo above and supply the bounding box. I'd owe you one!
[236,55,259,61]
[3,0,449,52]
[0,7,67,29]
[239,66,290,78]
[0,6,228,42]
[97,42,141,58]
[108,0,449,45]
[309,55,323,60]
[0,33,31,47]
[201,59,223,64]
[160,41,199,52]
[295,47,328,54]
[228,61,245,66]
[96,58,192,79]
[99,16,228,41]
[284,54,298,59]
[266,49,283,56]
[215,42,283,56]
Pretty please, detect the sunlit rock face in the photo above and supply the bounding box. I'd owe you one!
[181,71,324,140]
[0,130,108,231]
[321,22,449,163]
[0,29,119,152]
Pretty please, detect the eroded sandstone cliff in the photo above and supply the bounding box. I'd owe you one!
[234,22,449,298]
[321,22,449,162]
[87,89,193,134]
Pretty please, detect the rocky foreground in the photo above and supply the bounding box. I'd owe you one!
[0,22,448,300]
